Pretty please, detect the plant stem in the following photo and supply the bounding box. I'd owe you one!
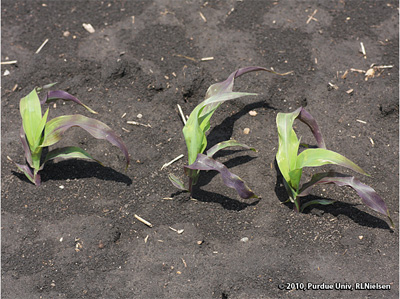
[293,198,301,212]
[188,177,193,196]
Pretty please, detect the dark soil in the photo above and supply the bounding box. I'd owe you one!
[2,1,399,298]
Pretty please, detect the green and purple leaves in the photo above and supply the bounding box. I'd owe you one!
[16,86,130,185]
[171,66,283,199]
[276,107,392,227]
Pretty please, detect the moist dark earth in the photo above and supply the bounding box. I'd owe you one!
[1,1,399,298]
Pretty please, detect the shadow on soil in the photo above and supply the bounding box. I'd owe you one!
[12,159,132,185]
[206,100,276,145]
[273,160,392,230]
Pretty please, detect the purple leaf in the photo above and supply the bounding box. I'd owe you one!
[298,172,393,226]
[295,107,326,149]
[184,154,257,199]
[19,125,33,168]
[202,66,292,116]
[42,114,130,168]
[41,90,97,114]
[213,66,292,96]
[15,163,41,185]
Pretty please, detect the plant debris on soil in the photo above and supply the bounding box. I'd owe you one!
[1,1,399,298]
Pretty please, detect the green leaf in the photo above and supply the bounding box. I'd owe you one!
[36,82,58,92]
[295,148,368,175]
[282,178,298,202]
[183,104,208,165]
[276,107,327,190]
[275,109,302,183]
[42,114,130,168]
[300,199,335,212]
[20,89,43,150]
[288,168,302,191]
[183,92,256,165]
[206,139,256,158]
[34,107,49,144]
[44,146,102,165]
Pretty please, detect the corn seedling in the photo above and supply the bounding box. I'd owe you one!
[276,107,393,227]
[16,84,130,185]
[169,66,286,199]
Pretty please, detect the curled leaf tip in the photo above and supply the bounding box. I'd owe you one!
[43,90,98,114]
[387,211,395,229]
[168,173,188,191]
[248,193,259,199]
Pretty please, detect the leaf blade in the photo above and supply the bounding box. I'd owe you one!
[41,90,98,114]
[44,146,102,165]
[42,114,130,168]
[202,66,291,117]
[20,89,43,150]
[15,163,41,185]
[296,107,326,149]
[206,139,256,158]
[296,148,368,175]
[184,154,257,199]
[276,108,302,183]
[298,172,393,227]
[183,66,278,165]
[300,199,335,212]
[19,125,33,168]
[168,173,188,191]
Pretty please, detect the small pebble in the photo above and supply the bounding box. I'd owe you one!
[63,31,70,37]
[137,113,143,119]
[82,23,95,33]
[59,185,65,189]
[243,128,250,135]
[249,110,258,116]
[197,240,203,245]
[241,237,249,242]
[358,235,364,240]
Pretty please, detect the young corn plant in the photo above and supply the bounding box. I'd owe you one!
[16,84,130,185]
[169,66,288,199]
[276,107,393,227]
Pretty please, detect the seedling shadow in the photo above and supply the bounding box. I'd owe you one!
[273,160,391,230]
[206,100,276,145]
[13,159,132,185]
[192,188,260,211]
